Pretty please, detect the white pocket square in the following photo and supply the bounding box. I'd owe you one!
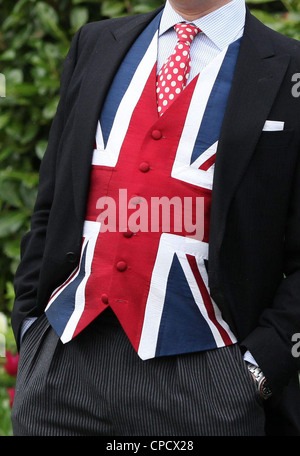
[263,120,285,131]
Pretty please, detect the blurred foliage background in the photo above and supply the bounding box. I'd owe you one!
[0,0,299,435]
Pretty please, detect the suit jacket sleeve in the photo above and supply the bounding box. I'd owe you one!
[12,27,83,348]
[242,149,300,394]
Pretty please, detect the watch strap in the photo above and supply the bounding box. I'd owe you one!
[246,362,272,400]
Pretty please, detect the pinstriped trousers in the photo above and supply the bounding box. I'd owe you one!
[11,309,265,436]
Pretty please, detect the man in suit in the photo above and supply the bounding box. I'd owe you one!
[11,0,300,436]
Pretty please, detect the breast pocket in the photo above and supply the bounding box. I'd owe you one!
[256,129,294,150]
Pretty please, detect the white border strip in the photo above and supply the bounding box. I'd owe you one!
[45,218,100,312]
[138,234,208,359]
[195,259,237,344]
[171,47,228,189]
[45,220,101,343]
[92,31,159,167]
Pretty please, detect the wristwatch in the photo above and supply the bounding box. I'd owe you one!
[246,363,272,400]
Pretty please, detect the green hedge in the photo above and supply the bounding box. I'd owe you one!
[0,0,300,320]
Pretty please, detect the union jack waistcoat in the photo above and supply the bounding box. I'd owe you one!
[45,13,241,360]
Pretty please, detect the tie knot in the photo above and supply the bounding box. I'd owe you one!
[174,23,200,45]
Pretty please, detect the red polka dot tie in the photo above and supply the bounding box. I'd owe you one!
[156,23,201,116]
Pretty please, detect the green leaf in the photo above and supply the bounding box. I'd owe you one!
[0,114,10,129]
[0,50,16,61]
[34,2,68,43]
[250,9,282,24]
[35,139,48,160]
[133,4,160,14]
[19,184,37,212]
[3,239,22,262]
[3,69,23,84]
[42,96,59,120]
[5,120,24,142]
[0,181,23,208]
[101,1,125,17]
[9,83,39,97]
[20,123,39,145]
[0,212,27,237]
[35,1,59,25]
[70,7,89,31]
[0,148,14,164]
[0,169,39,188]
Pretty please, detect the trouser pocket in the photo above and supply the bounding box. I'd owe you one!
[229,343,264,407]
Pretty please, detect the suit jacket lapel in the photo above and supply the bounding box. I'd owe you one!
[71,7,163,225]
[208,9,290,290]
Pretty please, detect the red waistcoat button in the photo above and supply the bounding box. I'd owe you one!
[116,261,127,272]
[151,130,162,140]
[123,230,134,238]
[139,162,150,173]
[101,294,109,304]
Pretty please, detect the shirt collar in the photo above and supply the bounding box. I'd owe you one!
[159,0,246,50]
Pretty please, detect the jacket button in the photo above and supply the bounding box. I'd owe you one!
[66,252,77,263]
[151,129,162,140]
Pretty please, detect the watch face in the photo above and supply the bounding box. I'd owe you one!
[259,379,272,399]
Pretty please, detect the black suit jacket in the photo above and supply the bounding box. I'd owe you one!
[12,6,300,434]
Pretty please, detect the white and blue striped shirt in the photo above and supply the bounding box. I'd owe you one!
[158,0,246,82]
